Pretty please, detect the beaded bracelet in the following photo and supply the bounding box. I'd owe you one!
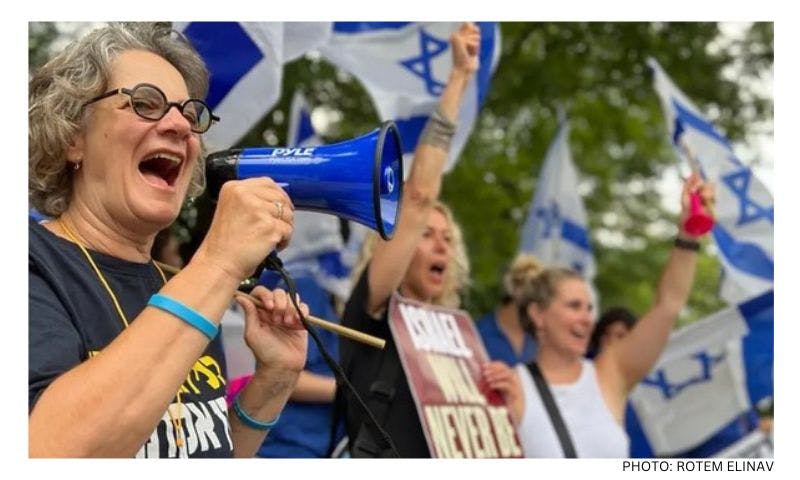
[148,293,219,340]
[232,394,281,430]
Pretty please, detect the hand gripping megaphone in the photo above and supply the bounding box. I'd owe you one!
[205,121,403,240]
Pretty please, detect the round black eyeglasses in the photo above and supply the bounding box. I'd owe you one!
[83,83,219,134]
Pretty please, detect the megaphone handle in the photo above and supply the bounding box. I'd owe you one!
[263,250,283,272]
[234,252,388,350]
[236,251,281,294]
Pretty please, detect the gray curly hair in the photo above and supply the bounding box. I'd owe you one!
[29,22,209,217]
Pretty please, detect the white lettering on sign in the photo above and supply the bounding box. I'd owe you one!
[426,353,485,405]
[487,406,522,457]
[399,303,473,358]
[424,405,500,458]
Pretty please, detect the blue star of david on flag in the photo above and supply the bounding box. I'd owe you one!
[534,202,561,238]
[643,351,727,400]
[399,28,449,96]
[320,22,500,173]
[519,119,596,283]
[722,169,774,226]
[648,57,773,304]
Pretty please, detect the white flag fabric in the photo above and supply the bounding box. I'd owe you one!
[648,58,773,304]
[319,22,500,174]
[625,289,772,458]
[518,120,596,281]
[178,22,332,150]
[629,303,752,456]
[286,90,320,148]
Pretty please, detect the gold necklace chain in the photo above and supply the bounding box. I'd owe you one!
[57,218,186,454]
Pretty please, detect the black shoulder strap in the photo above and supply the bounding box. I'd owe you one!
[325,333,401,458]
[348,343,402,457]
[526,361,578,458]
[326,378,344,457]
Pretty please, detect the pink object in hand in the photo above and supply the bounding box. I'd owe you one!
[683,190,714,236]
[226,374,254,407]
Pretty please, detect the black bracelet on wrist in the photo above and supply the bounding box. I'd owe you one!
[674,237,701,251]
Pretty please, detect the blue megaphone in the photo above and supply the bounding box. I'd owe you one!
[206,121,403,240]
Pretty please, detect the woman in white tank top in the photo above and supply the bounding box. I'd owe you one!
[482,174,714,458]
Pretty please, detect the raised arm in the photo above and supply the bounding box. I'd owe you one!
[598,173,715,393]
[365,22,481,315]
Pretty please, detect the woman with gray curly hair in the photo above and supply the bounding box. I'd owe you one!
[29,22,310,458]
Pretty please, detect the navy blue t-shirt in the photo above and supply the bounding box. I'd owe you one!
[475,311,537,366]
[29,219,232,458]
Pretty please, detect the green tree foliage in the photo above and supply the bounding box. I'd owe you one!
[233,22,773,323]
[441,22,774,319]
[28,23,58,73]
[30,22,773,324]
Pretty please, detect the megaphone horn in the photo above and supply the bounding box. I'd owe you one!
[206,121,404,240]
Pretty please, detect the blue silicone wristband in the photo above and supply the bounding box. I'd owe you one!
[148,293,218,340]
[232,395,280,430]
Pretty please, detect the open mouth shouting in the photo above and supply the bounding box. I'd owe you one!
[429,261,447,284]
[139,151,183,189]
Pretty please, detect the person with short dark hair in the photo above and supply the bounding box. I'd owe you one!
[476,253,540,366]
[586,306,638,359]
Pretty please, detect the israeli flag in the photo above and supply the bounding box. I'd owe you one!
[648,58,773,304]
[518,118,596,282]
[177,22,332,150]
[319,22,501,174]
[260,91,357,303]
[628,290,773,457]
